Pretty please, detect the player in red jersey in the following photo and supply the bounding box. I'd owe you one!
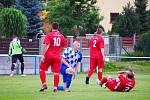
[39,22,67,92]
[98,70,135,92]
[85,26,105,84]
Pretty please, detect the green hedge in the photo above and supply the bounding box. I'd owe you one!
[103,62,127,72]
[135,32,150,53]
[121,51,150,61]
[0,8,27,38]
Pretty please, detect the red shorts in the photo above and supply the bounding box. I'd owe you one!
[40,57,61,73]
[90,58,104,70]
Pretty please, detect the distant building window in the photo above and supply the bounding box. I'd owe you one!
[110,13,119,24]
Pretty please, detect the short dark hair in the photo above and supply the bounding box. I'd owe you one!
[98,25,105,32]
[127,72,134,79]
[52,22,59,29]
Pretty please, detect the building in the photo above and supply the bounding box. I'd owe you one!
[96,0,150,32]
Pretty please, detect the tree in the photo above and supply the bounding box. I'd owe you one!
[135,31,150,53]
[111,2,140,37]
[16,0,43,38]
[134,0,149,33]
[47,0,76,36]
[0,0,16,7]
[69,0,103,35]
[80,9,102,35]
[46,0,102,36]
[0,8,27,37]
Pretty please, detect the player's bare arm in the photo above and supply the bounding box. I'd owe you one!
[61,57,71,68]
[42,44,48,61]
[73,63,79,79]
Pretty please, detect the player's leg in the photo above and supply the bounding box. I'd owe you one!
[62,74,67,90]
[97,58,104,81]
[53,72,60,92]
[51,58,61,92]
[86,58,96,84]
[65,74,73,92]
[18,54,25,76]
[10,55,17,77]
[39,59,50,92]
[100,76,108,85]
[60,65,67,90]
[97,76,110,88]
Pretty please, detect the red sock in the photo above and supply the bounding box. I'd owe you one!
[87,70,94,78]
[98,72,102,81]
[40,70,46,85]
[101,77,107,85]
[54,75,59,89]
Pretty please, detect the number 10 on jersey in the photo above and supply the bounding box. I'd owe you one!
[53,37,60,46]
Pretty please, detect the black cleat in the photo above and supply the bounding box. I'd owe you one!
[53,89,57,92]
[39,85,47,92]
[85,76,89,84]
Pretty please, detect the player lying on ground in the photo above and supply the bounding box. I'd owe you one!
[97,69,135,92]
[59,41,82,92]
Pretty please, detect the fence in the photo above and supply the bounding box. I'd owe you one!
[0,38,39,54]
[0,35,145,75]
[0,54,149,75]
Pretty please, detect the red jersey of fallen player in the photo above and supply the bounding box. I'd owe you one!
[107,74,135,92]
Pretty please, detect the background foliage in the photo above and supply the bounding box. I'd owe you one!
[111,2,140,37]
[46,0,102,36]
[0,8,27,38]
[16,0,43,38]
[0,0,16,7]
[135,31,150,53]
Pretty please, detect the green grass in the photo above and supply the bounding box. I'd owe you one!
[0,72,150,100]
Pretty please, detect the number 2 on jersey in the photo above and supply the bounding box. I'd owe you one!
[53,37,60,46]
[93,40,96,47]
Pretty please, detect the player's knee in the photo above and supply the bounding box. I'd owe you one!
[66,68,74,74]
[54,73,59,75]
[21,62,24,65]
[39,69,45,72]
[98,68,102,72]
[12,63,17,67]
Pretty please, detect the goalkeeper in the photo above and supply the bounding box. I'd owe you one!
[8,35,26,77]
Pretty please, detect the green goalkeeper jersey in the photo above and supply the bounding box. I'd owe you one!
[8,38,23,56]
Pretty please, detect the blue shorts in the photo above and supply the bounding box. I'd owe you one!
[60,64,68,75]
[61,64,73,83]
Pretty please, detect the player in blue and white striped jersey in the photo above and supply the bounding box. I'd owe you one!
[60,41,82,92]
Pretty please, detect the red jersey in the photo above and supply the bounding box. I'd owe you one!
[89,34,104,58]
[107,75,135,92]
[43,31,66,58]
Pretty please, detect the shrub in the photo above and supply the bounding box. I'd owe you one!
[135,32,150,53]
[121,51,150,61]
[103,62,126,72]
[0,8,27,38]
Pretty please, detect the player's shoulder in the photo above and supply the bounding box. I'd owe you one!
[64,47,72,52]
[67,47,73,51]
[78,51,82,58]
[77,51,82,55]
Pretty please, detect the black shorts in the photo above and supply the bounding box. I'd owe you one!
[12,54,24,63]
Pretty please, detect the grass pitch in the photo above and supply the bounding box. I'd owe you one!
[0,72,150,100]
